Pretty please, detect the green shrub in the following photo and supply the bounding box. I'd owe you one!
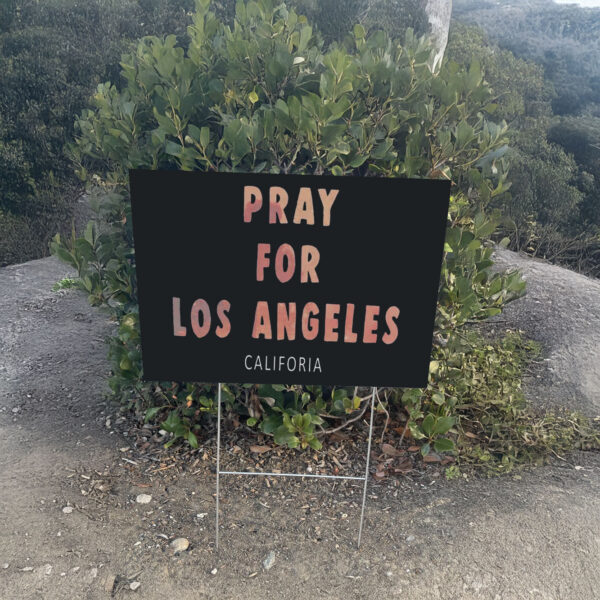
[452,330,600,476]
[53,0,524,455]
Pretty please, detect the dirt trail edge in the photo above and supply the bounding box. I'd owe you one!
[1,254,599,600]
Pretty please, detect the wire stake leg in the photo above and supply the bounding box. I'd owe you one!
[215,382,222,551]
[357,386,376,549]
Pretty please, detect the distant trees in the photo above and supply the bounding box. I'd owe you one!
[447,21,600,275]
[549,117,600,226]
[503,127,584,245]
[447,23,554,125]
[453,0,600,117]
[0,0,195,266]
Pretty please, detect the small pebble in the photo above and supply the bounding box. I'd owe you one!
[130,581,141,591]
[211,568,218,575]
[2,563,9,569]
[104,574,117,593]
[136,494,152,504]
[44,564,52,576]
[20,567,34,572]
[170,538,190,554]
[196,513,207,519]
[62,506,73,514]
[263,550,276,571]
[406,535,415,543]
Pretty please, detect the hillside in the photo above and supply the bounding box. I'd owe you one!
[453,0,600,115]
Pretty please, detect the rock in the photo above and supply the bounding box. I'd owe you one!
[20,567,34,572]
[12,407,19,413]
[43,564,52,576]
[263,550,276,571]
[136,494,152,504]
[62,506,73,514]
[104,574,117,593]
[211,568,218,575]
[130,581,141,591]
[492,247,600,415]
[170,537,190,553]
[2,563,9,569]
[406,535,415,543]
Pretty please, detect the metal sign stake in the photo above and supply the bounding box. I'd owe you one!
[358,386,376,548]
[215,384,376,551]
[215,382,222,551]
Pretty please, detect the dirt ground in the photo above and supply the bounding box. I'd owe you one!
[1,253,600,600]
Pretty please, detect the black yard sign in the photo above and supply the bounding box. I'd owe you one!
[129,170,450,387]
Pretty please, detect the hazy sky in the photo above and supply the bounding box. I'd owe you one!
[554,0,600,6]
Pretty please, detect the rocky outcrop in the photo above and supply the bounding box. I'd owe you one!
[493,247,600,416]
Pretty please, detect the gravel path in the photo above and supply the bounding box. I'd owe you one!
[0,253,599,600]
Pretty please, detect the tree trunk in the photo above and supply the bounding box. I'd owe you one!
[423,0,453,71]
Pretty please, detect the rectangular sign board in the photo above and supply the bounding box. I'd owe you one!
[130,170,450,387]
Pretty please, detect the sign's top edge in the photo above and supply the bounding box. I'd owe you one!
[128,168,451,188]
